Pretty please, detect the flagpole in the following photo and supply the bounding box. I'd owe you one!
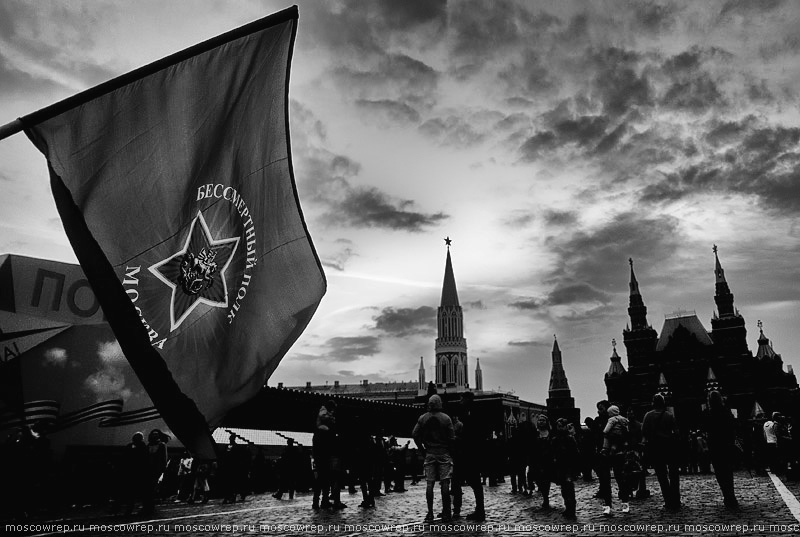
[0,119,22,141]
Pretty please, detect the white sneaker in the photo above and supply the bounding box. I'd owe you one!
[622,503,630,514]
[603,506,612,516]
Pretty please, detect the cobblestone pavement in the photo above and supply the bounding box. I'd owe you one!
[6,472,800,536]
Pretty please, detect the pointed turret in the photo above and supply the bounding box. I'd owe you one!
[418,356,426,391]
[710,245,748,356]
[606,338,626,377]
[549,336,571,392]
[656,371,673,403]
[622,258,659,368]
[627,258,649,330]
[713,245,735,317]
[435,237,469,390]
[706,366,721,394]
[546,334,579,425]
[755,320,778,361]
[475,358,483,391]
[604,338,630,408]
[752,400,765,418]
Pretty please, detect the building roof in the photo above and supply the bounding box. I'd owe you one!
[606,342,626,377]
[286,380,420,396]
[756,325,779,360]
[656,312,714,351]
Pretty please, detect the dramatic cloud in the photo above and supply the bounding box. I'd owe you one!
[333,53,439,106]
[325,186,449,232]
[509,298,545,311]
[355,99,421,124]
[373,306,437,337]
[291,101,449,232]
[0,2,118,92]
[718,0,786,19]
[507,340,550,347]
[545,212,684,291]
[590,47,653,117]
[661,73,727,111]
[640,121,800,213]
[325,336,381,362]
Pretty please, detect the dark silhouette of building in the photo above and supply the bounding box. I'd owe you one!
[605,248,798,429]
[546,335,580,426]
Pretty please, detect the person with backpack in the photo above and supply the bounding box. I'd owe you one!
[600,405,631,516]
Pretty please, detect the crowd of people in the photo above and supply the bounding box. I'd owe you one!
[305,389,797,521]
[2,389,797,522]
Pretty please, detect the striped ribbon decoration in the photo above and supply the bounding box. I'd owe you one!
[2,400,162,432]
[98,406,161,427]
[0,400,60,431]
[50,399,125,431]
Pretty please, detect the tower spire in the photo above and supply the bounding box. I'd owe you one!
[629,258,641,296]
[710,245,748,355]
[627,258,650,330]
[435,237,468,390]
[712,245,734,317]
[546,334,579,425]
[440,237,460,307]
[713,244,725,284]
[549,334,570,392]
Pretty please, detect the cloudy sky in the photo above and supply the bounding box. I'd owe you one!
[2,0,799,415]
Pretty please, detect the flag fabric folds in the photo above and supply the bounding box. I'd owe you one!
[20,6,326,459]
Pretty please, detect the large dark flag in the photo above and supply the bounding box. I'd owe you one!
[18,6,325,458]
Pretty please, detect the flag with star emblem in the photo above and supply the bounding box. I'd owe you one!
[19,6,326,459]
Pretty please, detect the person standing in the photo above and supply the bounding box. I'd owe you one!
[529,414,555,510]
[763,412,783,473]
[388,437,409,493]
[121,431,148,515]
[642,394,681,511]
[592,401,611,501]
[312,400,345,510]
[508,424,528,495]
[702,390,739,509]
[176,451,194,502]
[553,418,579,520]
[454,391,486,521]
[579,418,597,482]
[412,394,455,522]
[626,409,650,499]
[273,439,300,500]
[142,429,168,516]
[600,405,631,516]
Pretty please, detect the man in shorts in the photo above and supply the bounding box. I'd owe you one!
[412,394,455,521]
